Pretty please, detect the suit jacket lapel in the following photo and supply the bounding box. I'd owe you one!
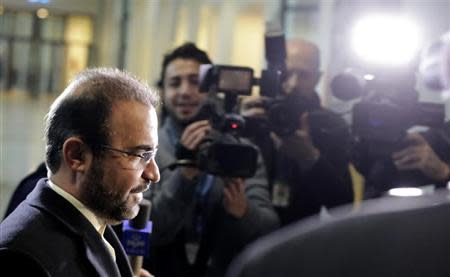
[83,227,122,277]
[105,226,133,277]
[29,179,127,277]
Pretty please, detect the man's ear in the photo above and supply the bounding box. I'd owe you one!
[62,137,91,173]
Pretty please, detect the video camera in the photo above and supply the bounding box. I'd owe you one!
[331,68,446,159]
[199,28,313,138]
[172,26,295,178]
[172,65,259,179]
[190,26,289,177]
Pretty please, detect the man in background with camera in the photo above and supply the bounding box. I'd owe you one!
[389,30,450,190]
[392,130,450,184]
[358,109,450,198]
[144,43,279,277]
[349,65,450,198]
[241,38,354,225]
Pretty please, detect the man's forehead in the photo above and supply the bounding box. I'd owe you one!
[166,59,201,77]
[109,101,158,144]
[111,101,156,123]
[286,39,320,71]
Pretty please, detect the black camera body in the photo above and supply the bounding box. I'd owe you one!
[256,31,311,137]
[196,130,258,178]
[331,70,446,158]
[241,94,313,137]
[199,31,312,138]
[176,71,259,178]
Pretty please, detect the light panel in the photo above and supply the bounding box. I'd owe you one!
[351,15,421,66]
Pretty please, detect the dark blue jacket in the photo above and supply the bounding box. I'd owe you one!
[0,179,133,277]
[4,162,47,218]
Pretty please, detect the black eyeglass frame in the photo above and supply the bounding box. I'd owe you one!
[99,145,157,164]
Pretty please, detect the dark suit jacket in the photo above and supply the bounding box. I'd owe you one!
[4,162,47,218]
[227,189,450,277]
[0,179,133,277]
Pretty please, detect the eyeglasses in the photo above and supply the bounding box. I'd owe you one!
[99,145,157,169]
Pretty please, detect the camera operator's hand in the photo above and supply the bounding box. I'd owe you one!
[223,178,248,219]
[180,120,212,180]
[138,268,153,277]
[240,95,269,118]
[392,133,450,182]
[271,113,320,171]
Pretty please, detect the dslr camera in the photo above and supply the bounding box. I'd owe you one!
[331,68,446,159]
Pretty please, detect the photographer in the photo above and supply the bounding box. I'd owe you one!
[241,38,354,225]
[358,121,450,198]
[347,60,450,198]
[145,43,279,277]
[393,129,450,183]
[389,35,450,190]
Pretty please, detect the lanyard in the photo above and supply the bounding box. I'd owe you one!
[166,120,181,146]
[194,174,214,237]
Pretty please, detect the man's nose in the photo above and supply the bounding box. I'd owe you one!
[143,159,160,184]
[179,80,196,96]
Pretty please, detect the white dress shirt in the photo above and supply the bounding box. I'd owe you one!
[48,180,116,261]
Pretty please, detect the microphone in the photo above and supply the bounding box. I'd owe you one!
[122,199,152,276]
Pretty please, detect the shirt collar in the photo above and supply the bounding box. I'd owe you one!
[47,179,107,236]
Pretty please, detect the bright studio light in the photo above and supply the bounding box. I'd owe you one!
[36,8,49,19]
[351,15,421,66]
[387,187,424,197]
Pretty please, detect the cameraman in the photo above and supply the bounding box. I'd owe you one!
[145,43,279,277]
[393,128,450,183]
[350,60,450,197]
[360,121,450,198]
[241,38,354,225]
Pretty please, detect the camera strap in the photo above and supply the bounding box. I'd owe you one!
[166,119,182,146]
[193,174,215,238]
[186,174,215,266]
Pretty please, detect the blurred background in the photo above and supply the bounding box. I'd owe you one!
[1,0,449,216]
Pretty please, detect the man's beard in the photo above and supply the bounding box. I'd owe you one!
[79,159,138,224]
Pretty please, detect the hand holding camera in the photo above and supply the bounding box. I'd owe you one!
[180,120,212,150]
[271,113,320,171]
[240,95,268,118]
[223,178,248,218]
[179,119,212,180]
[392,133,450,182]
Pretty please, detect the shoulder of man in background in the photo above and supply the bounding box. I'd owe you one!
[4,162,47,219]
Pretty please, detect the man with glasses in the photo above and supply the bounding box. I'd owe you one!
[241,38,354,225]
[0,68,160,277]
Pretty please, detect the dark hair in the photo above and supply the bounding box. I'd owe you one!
[157,42,212,88]
[45,68,160,174]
